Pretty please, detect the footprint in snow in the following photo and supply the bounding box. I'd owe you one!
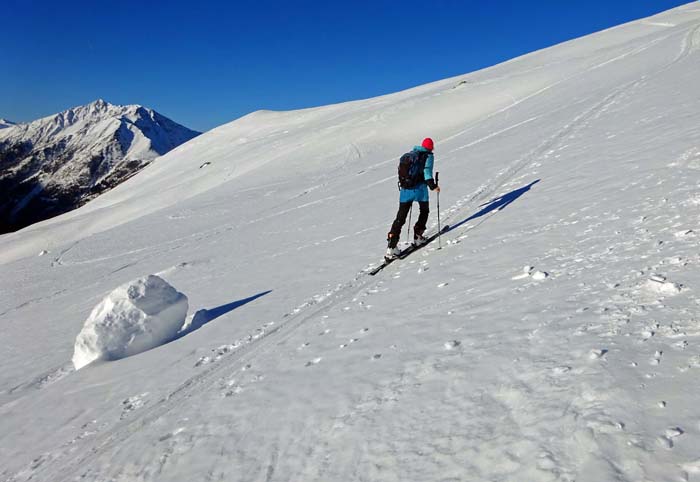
[305,357,322,367]
[674,340,688,350]
[338,338,360,349]
[371,354,382,360]
[512,265,548,281]
[650,350,663,365]
[158,427,186,442]
[195,356,212,367]
[589,349,608,360]
[224,384,243,397]
[121,393,149,419]
[675,229,695,238]
[360,328,369,334]
[437,282,449,288]
[444,340,461,350]
[340,335,363,349]
[657,427,684,449]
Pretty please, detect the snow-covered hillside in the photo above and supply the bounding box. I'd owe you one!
[0,118,16,129]
[2,4,700,481]
[0,100,199,233]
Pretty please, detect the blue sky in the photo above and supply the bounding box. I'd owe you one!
[3,0,693,131]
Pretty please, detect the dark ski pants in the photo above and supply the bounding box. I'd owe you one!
[387,201,429,248]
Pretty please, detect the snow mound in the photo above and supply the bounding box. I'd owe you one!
[72,275,188,370]
[644,275,682,296]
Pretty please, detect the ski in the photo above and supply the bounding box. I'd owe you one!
[368,224,450,276]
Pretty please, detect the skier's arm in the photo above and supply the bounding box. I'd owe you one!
[424,153,439,190]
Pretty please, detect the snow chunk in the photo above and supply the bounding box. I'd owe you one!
[444,340,461,350]
[674,229,694,238]
[645,277,682,295]
[72,275,188,370]
[589,349,607,360]
[511,266,548,280]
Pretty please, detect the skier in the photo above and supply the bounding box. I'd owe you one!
[386,137,440,259]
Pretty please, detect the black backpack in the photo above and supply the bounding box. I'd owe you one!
[397,150,428,189]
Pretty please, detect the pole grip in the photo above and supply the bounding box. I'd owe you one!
[435,171,439,186]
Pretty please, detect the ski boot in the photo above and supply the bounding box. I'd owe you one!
[385,246,400,261]
[413,233,427,246]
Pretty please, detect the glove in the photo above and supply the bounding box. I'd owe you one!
[427,178,438,190]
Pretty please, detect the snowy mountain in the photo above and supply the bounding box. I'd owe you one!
[1,4,700,481]
[0,118,16,129]
[0,100,200,233]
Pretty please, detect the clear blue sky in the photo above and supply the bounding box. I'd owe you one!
[3,0,693,131]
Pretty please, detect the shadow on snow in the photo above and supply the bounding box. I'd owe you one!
[448,179,540,232]
[176,290,272,339]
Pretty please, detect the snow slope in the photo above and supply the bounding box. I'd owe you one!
[0,99,200,233]
[0,118,16,129]
[2,4,700,481]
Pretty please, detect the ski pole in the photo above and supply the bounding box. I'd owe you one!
[436,172,442,249]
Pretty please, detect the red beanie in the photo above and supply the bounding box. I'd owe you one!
[422,137,434,151]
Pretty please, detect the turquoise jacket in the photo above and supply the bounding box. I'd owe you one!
[399,146,434,203]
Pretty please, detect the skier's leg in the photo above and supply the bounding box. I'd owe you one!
[388,202,412,248]
[414,201,430,237]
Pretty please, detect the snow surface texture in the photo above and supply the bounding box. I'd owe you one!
[72,275,189,370]
[0,99,199,233]
[1,3,700,481]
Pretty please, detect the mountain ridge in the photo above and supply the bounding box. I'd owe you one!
[0,118,16,129]
[0,99,200,233]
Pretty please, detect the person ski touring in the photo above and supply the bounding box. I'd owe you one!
[385,137,440,260]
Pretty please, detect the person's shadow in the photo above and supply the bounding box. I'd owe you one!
[449,179,540,231]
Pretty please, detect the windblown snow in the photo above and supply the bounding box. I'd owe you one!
[1,4,700,482]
